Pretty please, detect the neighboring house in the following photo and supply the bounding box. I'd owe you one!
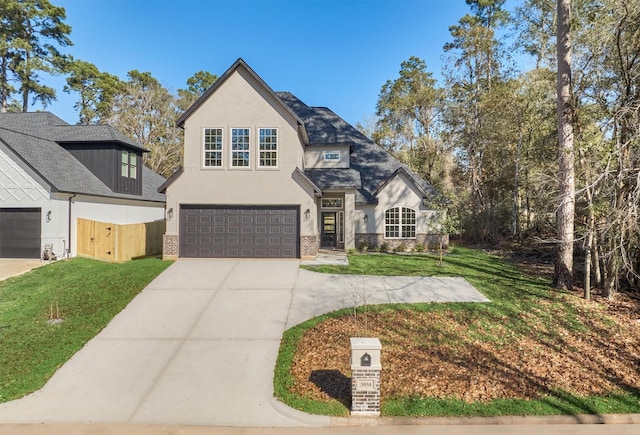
[160,58,446,260]
[0,112,166,259]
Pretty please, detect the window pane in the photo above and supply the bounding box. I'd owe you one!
[129,154,137,179]
[121,151,129,177]
[259,128,277,167]
[385,207,400,238]
[322,198,343,208]
[402,225,416,238]
[204,128,223,167]
[232,128,250,167]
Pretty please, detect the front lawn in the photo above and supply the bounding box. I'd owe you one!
[276,247,640,417]
[0,257,172,403]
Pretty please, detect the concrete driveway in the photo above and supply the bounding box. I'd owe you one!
[0,258,488,427]
[0,259,46,281]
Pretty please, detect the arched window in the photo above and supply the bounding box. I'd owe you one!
[385,207,416,239]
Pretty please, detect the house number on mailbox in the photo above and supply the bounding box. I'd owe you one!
[361,352,371,367]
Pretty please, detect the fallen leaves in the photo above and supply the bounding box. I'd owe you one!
[288,294,640,405]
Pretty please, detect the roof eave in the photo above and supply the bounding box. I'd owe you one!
[293,168,321,197]
[57,139,149,153]
[158,166,184,193]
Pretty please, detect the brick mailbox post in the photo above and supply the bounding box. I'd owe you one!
[350,337,381,416]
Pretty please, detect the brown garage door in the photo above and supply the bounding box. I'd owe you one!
[179,205,299,258]
[0,208,41,258]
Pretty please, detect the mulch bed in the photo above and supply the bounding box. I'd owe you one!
[289,293,640,405]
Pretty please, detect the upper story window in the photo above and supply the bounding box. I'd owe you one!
[231,128,250,167]
[204,128,223,167]
[259,128,277,167]
[385,206,416,239]
[121,150,137,179]
[323,151,341,162]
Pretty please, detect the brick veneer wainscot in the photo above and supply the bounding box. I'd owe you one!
[350,368,381,416]
[163,234,179,257]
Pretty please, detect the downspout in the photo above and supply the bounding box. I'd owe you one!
[68,194,76,258]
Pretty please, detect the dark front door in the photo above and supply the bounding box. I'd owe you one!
[321,212,336,248]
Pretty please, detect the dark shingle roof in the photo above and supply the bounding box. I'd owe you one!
[0,112,145,150]
[277,93,436,205]
[304,168,361,190]
[53,125,147,151]
[0,112,164,202]
[276,93,360,147]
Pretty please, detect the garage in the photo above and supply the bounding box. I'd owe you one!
[179,205,299,258]
[0,208,41,258]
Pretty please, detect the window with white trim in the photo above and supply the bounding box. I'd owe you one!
[259,128,277,167]
[231,128,250,167]
[385,206,416,238]
[321,198,343,209]
[203,128,223,167]
[121,150,137,178]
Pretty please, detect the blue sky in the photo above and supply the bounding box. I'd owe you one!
[46,0,516,126]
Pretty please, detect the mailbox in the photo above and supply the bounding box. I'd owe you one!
[350,337,381,370]
[361,353,371,367]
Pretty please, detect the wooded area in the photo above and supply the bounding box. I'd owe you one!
[1,0,638,298]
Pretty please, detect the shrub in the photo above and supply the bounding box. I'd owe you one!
[414,243,425,253]
[357,241,369,252]
[380,242,390,253]
[394,243,407,253]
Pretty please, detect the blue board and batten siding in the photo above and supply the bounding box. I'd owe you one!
[62,143,142,196]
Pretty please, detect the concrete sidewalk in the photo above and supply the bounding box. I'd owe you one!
[0,259,486,427]
[287,270,489,328]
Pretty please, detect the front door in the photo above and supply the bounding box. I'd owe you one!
[321,212,336,248]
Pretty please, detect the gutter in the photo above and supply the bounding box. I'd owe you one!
[67,194,76,258]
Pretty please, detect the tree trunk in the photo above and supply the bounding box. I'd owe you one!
[578,148,595,300]
[593,241,602,287]
[584,228,593,301]
[603,254,618,300]
[512,127,523,236]
[553,0,575,290]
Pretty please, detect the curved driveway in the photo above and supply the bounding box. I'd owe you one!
[0,259,488,427]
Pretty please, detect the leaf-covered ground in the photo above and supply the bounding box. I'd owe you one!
[287,251,640,410]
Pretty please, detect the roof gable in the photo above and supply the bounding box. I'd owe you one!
[176,59,308,145]
[372,166,432,199]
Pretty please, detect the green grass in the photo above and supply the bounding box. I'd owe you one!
[0,257,172,403]
[277,246,640,417]
[275,313,352,416]
[382,393,640,417]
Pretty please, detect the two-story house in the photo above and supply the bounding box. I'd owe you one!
[160,58,446,260]
[0,112,165,259]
